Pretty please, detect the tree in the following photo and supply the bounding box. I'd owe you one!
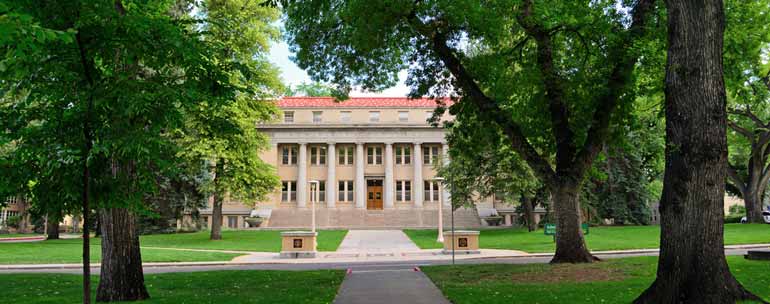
[280,0,659,262]
[285,81,335,96]
[438,111,544,231]
[1,1,234,301]
[723,0,770,223]
[634,0,763,302]
[177,0,282,241]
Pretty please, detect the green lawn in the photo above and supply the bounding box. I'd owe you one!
[404,224,770,253]
[0,230,348,264]
[0,269,345,303]
[0,233,44,239]
[139,229,348,252]
[0,239,242,264]
[423,256,770,304]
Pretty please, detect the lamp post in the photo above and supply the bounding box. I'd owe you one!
[308,180,319,233]
[434,177,445,243]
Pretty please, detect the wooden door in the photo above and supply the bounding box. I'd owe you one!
[367,186,383,210]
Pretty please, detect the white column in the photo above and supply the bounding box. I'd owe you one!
[355,142,366,209]
[442,143,451,207]
[297,143,308,208]
[413,142,423,208]
[384,142,394,209]
[326,143,336,208]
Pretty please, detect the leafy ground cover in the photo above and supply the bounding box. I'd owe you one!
[404,224,770,252]
[0,269,345,304]
[423,256,769,304]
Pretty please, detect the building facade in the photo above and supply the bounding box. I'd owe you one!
[201,97,494,229]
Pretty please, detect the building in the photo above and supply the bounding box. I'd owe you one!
[201,97,496,229]
[1,196,32,233]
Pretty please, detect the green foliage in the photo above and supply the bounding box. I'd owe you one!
[0,0,283,226]
[729,204,747,216]
[724,0,770,195]
[581,99,665,225]
[285,81,335,96]
[438,110,541,209]
[175,0,282,207]
[5,215,20,228]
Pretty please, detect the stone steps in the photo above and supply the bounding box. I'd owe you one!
[267,207,481,229]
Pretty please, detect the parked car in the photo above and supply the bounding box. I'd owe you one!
[740,211,770,224]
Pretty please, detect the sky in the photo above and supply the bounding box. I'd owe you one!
[268,40,411,97]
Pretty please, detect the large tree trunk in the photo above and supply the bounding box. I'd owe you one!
[521,193,537,232]
[209,193,223,240]
[744,155,767,223]
[96,208,149,302]
[550,181,595,263]
[209,161,224,240]
[634,1,762,302]
[46,217,60,240]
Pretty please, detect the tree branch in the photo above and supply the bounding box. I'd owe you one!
[570,0,655,177]
[516,0,576,171]
[727,164,747,196]
[728,108,767,128]
[407,17,557,185]
[728,120,755,139]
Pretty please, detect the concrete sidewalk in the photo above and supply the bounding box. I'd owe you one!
[1,243,767,271]
[334,268,450,304]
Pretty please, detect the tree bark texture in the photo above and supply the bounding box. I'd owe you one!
[634,1,762,302]
[521,193,538,232]
[46,218,60,240]
[96,208,150,302]
[727,145,769,223]
[550,181,596,263]
[209,161,224,240]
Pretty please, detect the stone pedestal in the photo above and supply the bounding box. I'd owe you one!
[442,230,480,254]
[280,231,317,258]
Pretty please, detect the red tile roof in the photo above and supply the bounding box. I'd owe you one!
[277,97,452,108]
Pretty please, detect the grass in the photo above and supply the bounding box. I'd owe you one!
[423,256,770,304]
[404,223,770,252]
[0,239,242,264]
[0,230,348,264]
[0,269,345,303]
[139,229,348,252]
[0,233,44,239]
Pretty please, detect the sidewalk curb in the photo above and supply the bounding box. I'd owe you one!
[1,244,766,271]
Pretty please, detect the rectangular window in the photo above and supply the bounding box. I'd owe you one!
[282,181,297,202]
[367,146,383,165]
[227,216,238,228]
[423,146,440,165]
[424,181,440,202]
[338,181,354,202]
[395,145,411,165]
[284,111,294,123]
[396,180,411,201]
[338,146,354,165]
[281,146,298,165]
[369,111,380,122]
[312,111,322,123]
[398,111,409,122]
[340,111,352,123]
[311,181,325,202]
[310,146,327,165]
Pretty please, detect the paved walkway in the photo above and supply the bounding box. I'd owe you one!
[336,230,421,252]
[334,268,450,304]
